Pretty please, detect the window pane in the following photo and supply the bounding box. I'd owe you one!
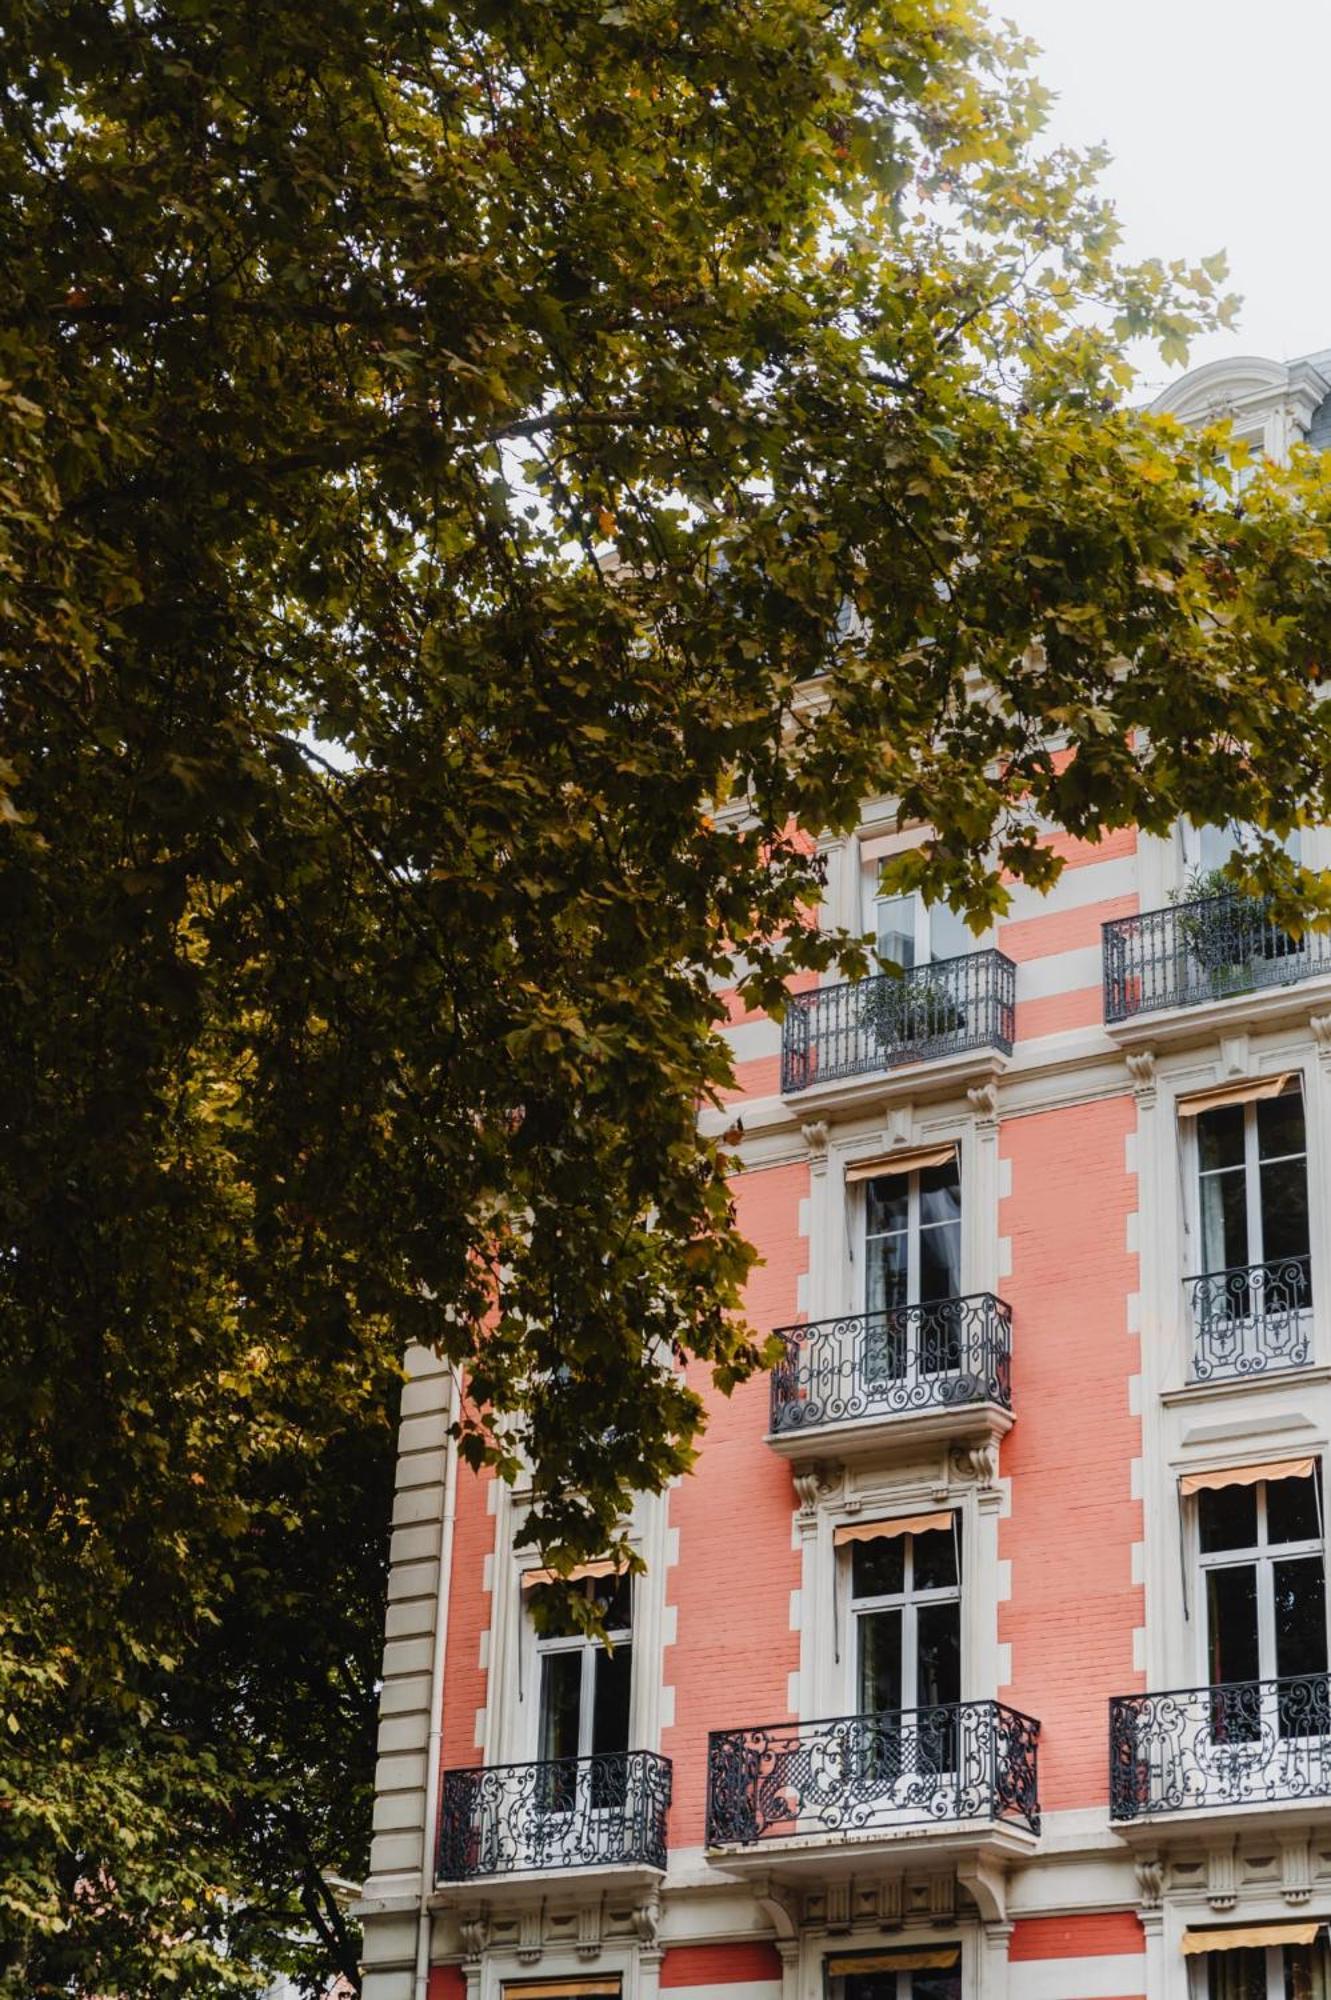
[852,1536,905,1599]
[916,1601,961,1708]
[1267,1474,1321,1546]
[919,1222,961,1304]
[1260,1155,1311,1265]
[866,1231,908,1316]
[876,893,917,969]
[857,1607,902,1715]
[915,1978,963,2000]
[929,899,973,962]
[1199,1103,1247,1173]
[1206,1563,1260,1686]
[1198,822,1242,876]
[1274,1559,1327,1680]
[866,1173,909,1236]
[918,1160,961,1228]
[594,1572,633,1633]
[539,1649,583,1765]
[592,1640,632,1756]
[913,1526,959,1592]
[1258,1086,1306,1161]
[1199,1483,1258,1553]
[1207,1949,1270,2000]
[1200,1164,1249,1273]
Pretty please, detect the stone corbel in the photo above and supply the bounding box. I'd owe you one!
[967,1080,1000,1132]
[1125,1049,1157,1108]
[633,1890,662,1949]
[951,1440,999,1491]
[1310,1014,1331,1069]
[1217,1032,1250,1080]
[956,1852,1008,1924]
[1134,1855,1165,1910]
[576,1900,602,1960]
[459,1912,490,1963]
[750,1872,800,1944]
[1281,1833,1313,1905]
[792,1461,832,1521]
[801,1119,830,1162]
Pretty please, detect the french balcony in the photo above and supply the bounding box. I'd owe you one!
[705,1701,1039,1887]
[766,1295,1014,1463]
[1102,893,1331,1041]
[780,951,1015,1106]
[1186,1255,1313,1384]
[435,1751,671,1893]
[1109,1677,1331,1836]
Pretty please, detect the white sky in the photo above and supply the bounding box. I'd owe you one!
[999,0,1331,397]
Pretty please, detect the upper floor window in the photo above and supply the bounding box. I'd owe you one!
[1197,1469,1325,1728]
[1192,1078,1309,1287]
[531,1571,632,1806]
[866,863,973,971]
[1182,819,1301,882]
[865,1156,961,1316]
[848,1519,961,1722]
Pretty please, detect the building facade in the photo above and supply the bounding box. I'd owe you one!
[356,349,1331,2000]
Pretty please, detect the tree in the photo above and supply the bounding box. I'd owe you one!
[4,0,1331,1990]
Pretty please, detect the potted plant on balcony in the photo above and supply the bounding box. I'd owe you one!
[860,967,965,1057]
[1170,868,1261,998]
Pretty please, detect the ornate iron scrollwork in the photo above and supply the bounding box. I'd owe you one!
[1186,1255,1312,1381]
[706,1700,1040,1846]
[770,1294,1012,1434]
[437,1750,672,1882]
[1109,1675,1331,1821]
[1103,891,1329,1025]
[781,951,1016,1092]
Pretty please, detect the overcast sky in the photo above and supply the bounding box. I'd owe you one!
[1000,0,1331,396]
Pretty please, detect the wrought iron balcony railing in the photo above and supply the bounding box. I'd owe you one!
[769,1295,1012,1436]
[1187,1255,1313,1382]
[1109,1676,1331,1821]
[706,1701,1040,1847]
[781,951,1015,1093]
[437,1750,672,1882]
[1103,892,1331,1025]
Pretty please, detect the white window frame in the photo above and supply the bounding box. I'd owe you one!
[1180,818,1302,881]
[862,865,976,971]
[844,1526,963,1716]
[530,1580,633,1765]
[1187,1080,1310,1283]
[1194,1477,1326,1690]
[1186,1940,1330,2000]
[862,1165,963,1315]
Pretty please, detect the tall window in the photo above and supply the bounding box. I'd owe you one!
[1198,1471,1326,1738]
[1200,1940,1328,1999]
[1193,1080,1310,1310]
[866,867,974,971]
[850,1521,961,1746]
[865,1159,962,1315]
[1183,820,1301,879]
[533,1572,632,1809]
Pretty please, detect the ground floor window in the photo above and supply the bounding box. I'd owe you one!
[1194,1941,1328,1999]
[827,1944,961,1999]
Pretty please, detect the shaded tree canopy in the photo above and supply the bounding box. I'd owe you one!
[3,0,1331,1990]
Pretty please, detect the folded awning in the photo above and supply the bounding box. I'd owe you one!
[834,1512,953,1547]
[1179,1457,1315,1498]
[1176,1073,1294,1118]
[521,1558,620,1590]
[827,1947,961,1975]
[844,1143,957,1185]
[1182,1922,1321,1955]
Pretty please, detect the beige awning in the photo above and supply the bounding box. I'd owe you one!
[827,1948,961,1975]
[834,1512,953,1547]
[502,1982,621,1998]
[1177,1072,1295,1118]
[521,1558,620,1590]
[845,1142,957,1185]
[1182,1922,1320,1956]
[1179,1456,1315,1498]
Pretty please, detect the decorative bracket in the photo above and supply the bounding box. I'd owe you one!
[801,1119,830,1157]
[1310,1014,1331,1069]
[792,1461,832,1518]
[956,1852,1008,1924]
[1125,1049,1157,1107]
[1135,1855,1165,1910]
[967,1080,1000,1131]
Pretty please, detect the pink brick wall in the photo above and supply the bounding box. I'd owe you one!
[999,1094,1143,1809]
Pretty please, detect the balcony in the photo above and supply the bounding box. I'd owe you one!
[1103,892,1331,1035]
[781,951,1015,1101]
[1109,1677,1331,1832]
[705,1701,1040,1884]
[1186,1255,1313,1384]
[436,1751,671,1888]
[766,1295,1013,1462]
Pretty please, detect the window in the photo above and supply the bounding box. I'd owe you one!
[828,1945,962,2000]
[533,1573,632,1810]
[1197,1471,1326,1738]
[866,866,974,972]
[1192,1080,1310,1312]
[1183,820,1301,880]
[1200,1941,1328,1999]
[843,1512,959,1736]
[865,1159,962,1315]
